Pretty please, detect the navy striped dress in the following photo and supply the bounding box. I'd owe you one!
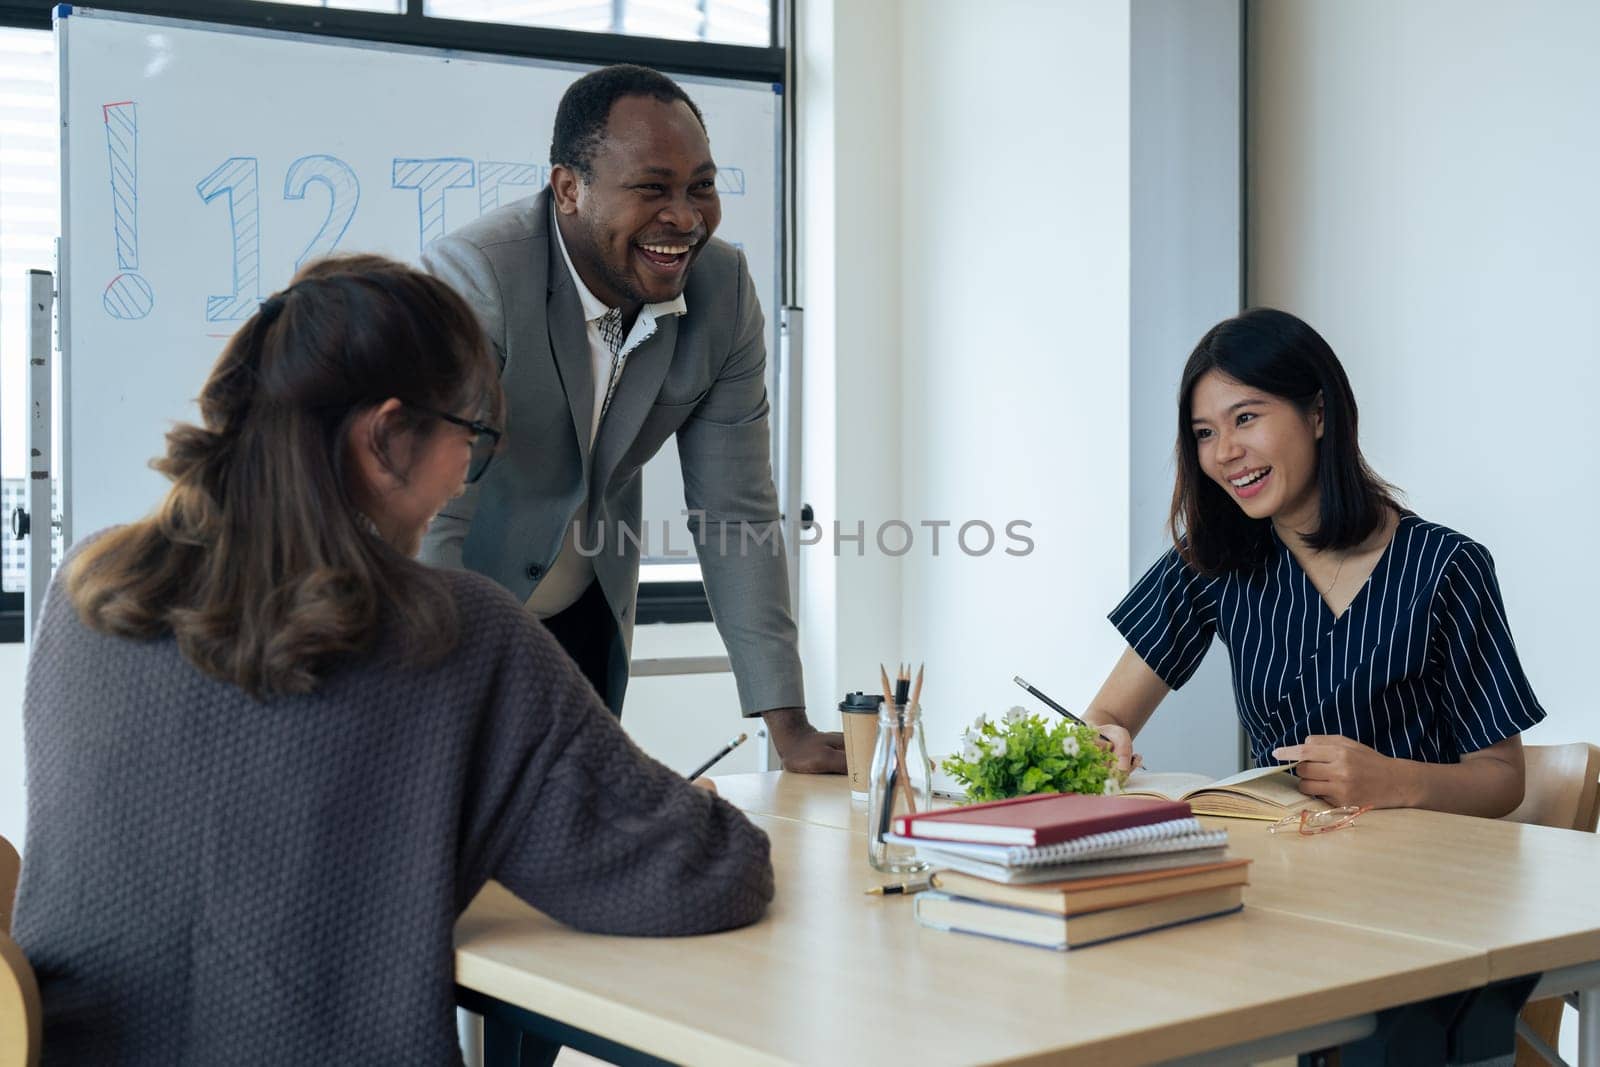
[1109,513,1546,766]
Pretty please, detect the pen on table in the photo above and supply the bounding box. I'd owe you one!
[1012,675,1113,745]
[687,732,748,780]
[864,878,932,896]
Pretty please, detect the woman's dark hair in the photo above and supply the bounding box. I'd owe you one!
[1170,307,1400,574]
[65,254,505,697]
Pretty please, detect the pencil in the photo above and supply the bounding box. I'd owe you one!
[1013,675,1112,744]
[687,732,748,780]
[875,663,899,839]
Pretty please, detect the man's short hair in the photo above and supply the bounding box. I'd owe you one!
[550,64,708,180]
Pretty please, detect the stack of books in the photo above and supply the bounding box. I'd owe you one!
[887,793,1248,951]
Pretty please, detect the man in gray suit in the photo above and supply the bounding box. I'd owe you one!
[421,64,843,773]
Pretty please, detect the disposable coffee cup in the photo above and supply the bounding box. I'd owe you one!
[839,692,884,798]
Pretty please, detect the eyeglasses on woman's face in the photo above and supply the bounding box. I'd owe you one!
[409,404,502,484]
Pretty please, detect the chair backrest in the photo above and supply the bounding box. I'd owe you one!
[1506,742,1600,833]
[0,836,19,936]
[0,834,40,1066]
[0,934,41,1067]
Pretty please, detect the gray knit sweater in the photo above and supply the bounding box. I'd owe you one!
[13,547,774,1065]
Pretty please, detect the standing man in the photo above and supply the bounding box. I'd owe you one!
[422,64,843,773]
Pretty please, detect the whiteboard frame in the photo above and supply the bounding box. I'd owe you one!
[54,6,791,611]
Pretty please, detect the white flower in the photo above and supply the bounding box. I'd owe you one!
[962,741,981,762]
[991,736,1008,758]
[1004,705,1029,724]
[1062,734,1081,757]
[972,713,988,732]
[1102,776,1122,796]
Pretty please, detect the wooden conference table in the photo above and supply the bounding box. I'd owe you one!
[453,773,1600,1066]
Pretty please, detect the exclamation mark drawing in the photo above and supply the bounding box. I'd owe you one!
[102,101,154,319]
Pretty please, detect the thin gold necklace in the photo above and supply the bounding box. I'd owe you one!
[1319,551,1348,598]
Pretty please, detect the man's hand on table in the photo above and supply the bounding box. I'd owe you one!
[763,707,847,774]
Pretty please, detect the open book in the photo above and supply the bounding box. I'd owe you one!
[1120,764,1318,821]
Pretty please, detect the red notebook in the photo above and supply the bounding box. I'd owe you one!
[892,792,1192,846]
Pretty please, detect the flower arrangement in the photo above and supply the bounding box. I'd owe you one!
[941,706,1125,803]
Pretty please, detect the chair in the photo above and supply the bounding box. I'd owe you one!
[0,836,17,936]
[1506,743,1600,833]
[0,834,42,1067]
[1506,743,1600,1067]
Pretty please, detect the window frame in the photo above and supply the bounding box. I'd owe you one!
[0,2,782,77]
[0,0,793,637]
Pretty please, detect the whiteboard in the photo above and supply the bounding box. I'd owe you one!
[57,6,780,554]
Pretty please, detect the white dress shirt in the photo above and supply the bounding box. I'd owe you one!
[525,205,688,619]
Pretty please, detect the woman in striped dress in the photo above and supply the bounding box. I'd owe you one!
[1084,308,1543,817]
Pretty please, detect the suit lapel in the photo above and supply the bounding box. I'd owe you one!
[543,197,594,474]
[591,314,678,497]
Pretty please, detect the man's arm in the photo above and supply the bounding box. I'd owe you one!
[677,249,843,774]
[418,235,508,568]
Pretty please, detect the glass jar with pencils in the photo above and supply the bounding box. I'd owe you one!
[867,666,933,874]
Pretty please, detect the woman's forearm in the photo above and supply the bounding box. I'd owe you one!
[1390,753,1524,818]
[1084,706,1135,734]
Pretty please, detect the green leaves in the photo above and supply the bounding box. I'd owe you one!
[940,710,1123,803]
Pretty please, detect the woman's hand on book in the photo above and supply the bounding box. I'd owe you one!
[1272,735,1401,809]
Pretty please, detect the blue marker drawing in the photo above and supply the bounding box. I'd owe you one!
[716,168,747,196]
[101,101,153,319]
[392,158,474,252]
[195,157,262,322]
[284,154,360,271]
[477,161,543,214]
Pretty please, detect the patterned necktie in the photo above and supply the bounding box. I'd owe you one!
[597,307,627,418]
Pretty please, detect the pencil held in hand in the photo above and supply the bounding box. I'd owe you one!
[688,732,748,780]
[1012,675,1113,746]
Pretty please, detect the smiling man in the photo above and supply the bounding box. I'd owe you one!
[421,64,843,774]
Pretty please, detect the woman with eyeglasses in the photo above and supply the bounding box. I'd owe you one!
[13,254,773,1065]
[1083,308,1544,818]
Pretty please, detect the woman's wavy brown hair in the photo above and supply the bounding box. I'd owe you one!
[64,254,504,697]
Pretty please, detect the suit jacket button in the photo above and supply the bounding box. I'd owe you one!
[526,563,543,580]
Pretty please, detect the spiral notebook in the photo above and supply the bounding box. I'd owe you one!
[910,843,1233,885]
[887,817,1213,866]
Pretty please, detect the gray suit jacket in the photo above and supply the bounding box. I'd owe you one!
[419,189,803,716]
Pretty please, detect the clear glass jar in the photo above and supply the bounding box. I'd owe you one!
[866,701,933,873]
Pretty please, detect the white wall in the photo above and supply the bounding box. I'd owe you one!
[1249,0,1600,749]
[897,0,1135,758]
[1128,0,1243,777]
[795,0,905,728]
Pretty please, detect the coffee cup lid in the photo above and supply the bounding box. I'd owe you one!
[838,691,884,713]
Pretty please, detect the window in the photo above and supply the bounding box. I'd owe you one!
[424,0,771,47]
[1,26,59,639]
[272,0,406,10]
